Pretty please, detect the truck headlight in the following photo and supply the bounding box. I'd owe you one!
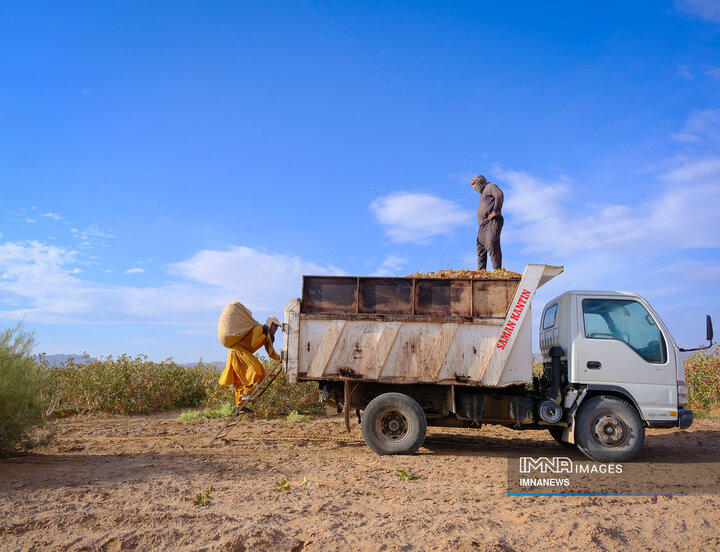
[677,381,688,408]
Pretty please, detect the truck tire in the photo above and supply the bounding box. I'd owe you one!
[575,395,645,462]
[361,393,427,455]
[548,427,575,448]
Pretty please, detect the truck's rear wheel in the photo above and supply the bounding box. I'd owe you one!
[575,395,644,462]
[361,393,427,455]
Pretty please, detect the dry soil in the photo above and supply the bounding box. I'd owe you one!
[1,412,719,551]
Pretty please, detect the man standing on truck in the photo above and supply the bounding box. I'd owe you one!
[471,174,504,271]
[218,315,281,412]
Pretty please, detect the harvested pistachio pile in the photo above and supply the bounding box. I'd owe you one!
[408,268,521,279]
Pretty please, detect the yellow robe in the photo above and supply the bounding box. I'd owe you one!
[218,324,280,405]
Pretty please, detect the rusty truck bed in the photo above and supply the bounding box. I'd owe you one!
[283,265,563,388]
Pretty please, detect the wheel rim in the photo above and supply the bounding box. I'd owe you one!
[592,414,628,447]
[376,409,409,442]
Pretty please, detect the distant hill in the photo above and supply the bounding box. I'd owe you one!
[179,361,224,370]
[38,354,225,369]
[39,354,95,366]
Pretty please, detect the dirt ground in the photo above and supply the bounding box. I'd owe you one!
[1,412,720,551]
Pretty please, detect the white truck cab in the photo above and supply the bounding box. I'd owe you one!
[540,290,693,454]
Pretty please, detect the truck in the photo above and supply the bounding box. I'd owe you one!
[281,264,713,462]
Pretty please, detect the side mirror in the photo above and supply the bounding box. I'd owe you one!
[679,314,715,352]
[707,315,714,343]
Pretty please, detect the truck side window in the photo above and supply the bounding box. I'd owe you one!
[582,299,667,364]
[542,304,558,330]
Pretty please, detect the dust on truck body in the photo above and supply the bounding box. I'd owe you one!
[282,264,705,462]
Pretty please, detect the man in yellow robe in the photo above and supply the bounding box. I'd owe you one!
[218,316,281,410]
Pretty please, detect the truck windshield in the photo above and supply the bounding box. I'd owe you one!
[582,299,667,364]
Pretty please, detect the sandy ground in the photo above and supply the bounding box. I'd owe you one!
[1,412,720,551]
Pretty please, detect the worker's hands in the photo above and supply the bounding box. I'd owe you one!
[264,316,282,341]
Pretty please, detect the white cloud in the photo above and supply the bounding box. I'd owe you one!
[0,242,345,327]
[370,192,474,243]
[676,0,720,23]
[495,159,720,257]
[671,108,720,143]
[170,246,346,312]
[70,226,118,240]
[25,218,36,223]
[0,241,78,282]
[677,65,695,80]
[65,225,118,251]
[706,67,720,80]
[40,212,63,221]
[372,255,407,277]
[125,268,145,274]
[0,241,86,316]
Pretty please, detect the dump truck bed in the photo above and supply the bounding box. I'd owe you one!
[283,264,563,388]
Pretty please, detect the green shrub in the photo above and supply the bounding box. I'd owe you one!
[0,324,50,456]
[285,410,313,422]
[397,468,419,481]
[686,346,720,415]
[44,355,227,415]
[250,357,325,418]
[193,488,212,506]
[178,402,236,421]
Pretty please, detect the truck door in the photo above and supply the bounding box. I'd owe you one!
[574,295,677,419]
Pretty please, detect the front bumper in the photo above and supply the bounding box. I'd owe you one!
[678,408,694,430]
[646,409,694,429]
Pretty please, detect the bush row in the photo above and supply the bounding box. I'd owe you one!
[40,354,325,418]
[685,346,720,413]
[40,354,228,415]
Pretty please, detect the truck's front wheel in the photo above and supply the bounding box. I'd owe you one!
[575,395,645,462]
[361,393,427,455]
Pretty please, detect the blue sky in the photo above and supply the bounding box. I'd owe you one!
[1,0,719,362]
